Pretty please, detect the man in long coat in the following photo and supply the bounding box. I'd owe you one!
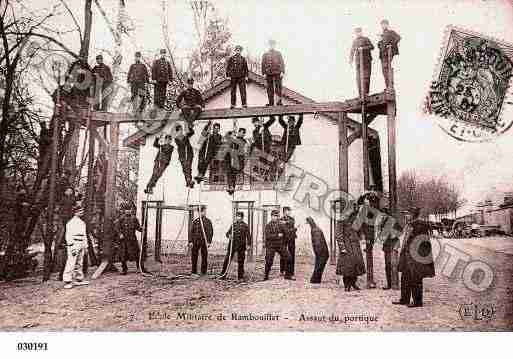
[306,217,329,284]
[264,209,293,280]
[349,27,374,97]
[189,206,213,276]
[393,207,435,307]
[151,49,173,109]
[280,206,297,277]
[335,203,366,291]
[115,205,144,275]
[220,211,252,280]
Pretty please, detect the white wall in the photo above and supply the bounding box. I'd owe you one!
[136,82,369,257]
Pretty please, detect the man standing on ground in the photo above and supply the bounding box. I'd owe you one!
[349,27,374,97]
[151,49,173,109]
[227,45,249,109]
[116,204,144,275]
[280,206,297,278]
[264,209,293,281]
[261,39,285,106]
[379,207,402,290]
[189,206,213,276]
[63,205,89,289]
[127,51,149,113]
[91,54,113,111]
[220,211,252,280]
[378,19,401,89]
[393,207,435,308]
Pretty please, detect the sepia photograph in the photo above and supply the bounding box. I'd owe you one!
[0,0,512,355]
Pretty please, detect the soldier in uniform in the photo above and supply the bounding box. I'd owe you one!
[127,51,149,113]
[393,207,435,308]
[279,114,303,162]
[227,45,249,109]
[250,115,275,156]
[378,19,401,89]
[357,186,381,289]
[174,124,195,188]
[195,121,222,184]
[220,211,252,280]
[261,39,285,106]
[306,216,329,284]
[176,78,204,130]
[378,207,402,290]
[349,27,374,97]
[144,134,174,194]
[280,206,297,277]
[264,209,293,280]
[151,49,173,109]
[224,128,247,195]
[67,56,92,108]
[91,54,113,111]
[115,204,144,275]
[188,206,214,276]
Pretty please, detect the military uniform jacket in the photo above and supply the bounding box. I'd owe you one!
[199,123,223,159]
[398,219,435,280]
[281,215,297,241]
[378,29,401,59]
[226,54,249,78]
[127,62,149,84]
[190,216,213,245]
[350,36,374,66]
[177,88,204,107]
[116,215,142,241]
[226,220,251,250]
[152,58,173,83]
[153,137,174,163]
[175,128,194,160]
[279,115,303,146]
[92,63,113,89]
[251,116,276,154]
[264,219,286,248]
[261,49,285,75]
[224,137,247,171]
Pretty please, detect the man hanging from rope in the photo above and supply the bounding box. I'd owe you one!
[220,211,252,281]
[188,205,213,276]
[175,124,195,188]
[279,114,303,163]
[224,128,248,195]
[144,134,174,195]
[176,78,204,130]
[195,121,222,184]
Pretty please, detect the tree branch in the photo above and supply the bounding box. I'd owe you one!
[58,0,82,42]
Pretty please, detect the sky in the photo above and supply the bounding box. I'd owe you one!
[24,0,513,214]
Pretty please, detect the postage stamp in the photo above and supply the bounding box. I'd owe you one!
[425,26,513,142]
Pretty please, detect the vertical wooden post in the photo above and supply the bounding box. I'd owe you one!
[154,201,162,262]
[92,120,119,279]
[335,111,349,265]
[359,48,369,191]
[248,202,254,263]
[387,98,399,289]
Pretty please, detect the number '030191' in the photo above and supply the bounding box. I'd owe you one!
[17,342,48,351]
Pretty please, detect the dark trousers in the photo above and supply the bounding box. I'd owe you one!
[384,249,392,288]
[280,239,295,275]
[283,144,297,163]
[356,64,371,97]
[130,83,147,112]
[197,152,216,178]
[230,77,247,106]
[181,106,201,129]
[381,58,393,88]
[265,75,282,105]
[93,88,111,111]
[120,241,141,273]
[343,275,358,288]
[365,235,375,284]
[179,156,193,185]
[154,81,168,108]
[400,270,423,305]
[146,159,170,191]
[265,245,291,279]
[191,241,208,274]
[310,255,328,284]
[220,241,246,279]
[226,167,241,190]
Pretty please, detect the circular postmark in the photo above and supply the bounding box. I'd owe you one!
[426,27,513,142]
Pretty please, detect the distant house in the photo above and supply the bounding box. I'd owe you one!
[123,71,385,257]
[475,194,513,234]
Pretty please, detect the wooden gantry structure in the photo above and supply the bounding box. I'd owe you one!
[83,87,398,280]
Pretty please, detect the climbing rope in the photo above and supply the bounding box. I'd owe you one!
[217,191,235,279]
[138,193,153,277]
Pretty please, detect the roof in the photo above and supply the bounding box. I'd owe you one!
[123,70,376,148]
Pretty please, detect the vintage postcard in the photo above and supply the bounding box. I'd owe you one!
[1,0,512,350]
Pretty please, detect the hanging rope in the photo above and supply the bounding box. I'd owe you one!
[138,194,153,277]
[217,191,235,278]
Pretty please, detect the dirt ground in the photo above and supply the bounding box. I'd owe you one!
[0,237,512,331]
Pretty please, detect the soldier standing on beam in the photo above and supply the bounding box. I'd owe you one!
[91,54,113,111]
[227,45,249,109]
[151,49,173,109]
[127,51,149,114]
[261,39,285,106]
[349,27,374,97]
[378,19,401,90]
